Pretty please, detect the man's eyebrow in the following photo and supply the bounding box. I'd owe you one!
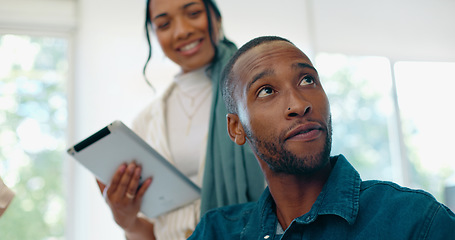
[153,2,199,20]
[294,62,318,73]
[246,69,274,93]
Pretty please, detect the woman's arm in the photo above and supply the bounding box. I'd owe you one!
[124,215,156,240]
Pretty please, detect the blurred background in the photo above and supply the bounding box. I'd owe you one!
[0,0,454,239]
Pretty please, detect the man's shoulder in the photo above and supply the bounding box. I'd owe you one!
[360,180,438,202]
[203,201,258,222]
[358,180,448,217]
[357,180,455,237]
[189,202,259,239]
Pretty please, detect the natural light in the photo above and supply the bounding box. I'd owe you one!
[316,53,455,202]
[0,34,68,240]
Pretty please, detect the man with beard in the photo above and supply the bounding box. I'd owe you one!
[188,36,455,239]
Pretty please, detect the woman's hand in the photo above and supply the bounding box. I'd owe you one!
[96,162,152,231]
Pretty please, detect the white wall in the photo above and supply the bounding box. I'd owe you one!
[69,0,151,239]
[218,0,314,56]
[312,0,455,61]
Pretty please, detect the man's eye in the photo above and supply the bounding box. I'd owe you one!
[258,87,275,98]
[300,76,314,86]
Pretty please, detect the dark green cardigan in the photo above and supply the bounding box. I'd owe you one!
[201,39,265,215]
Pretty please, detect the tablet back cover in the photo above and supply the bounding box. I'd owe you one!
[67,120,201,218]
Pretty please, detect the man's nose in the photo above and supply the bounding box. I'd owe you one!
[285,89,312,118]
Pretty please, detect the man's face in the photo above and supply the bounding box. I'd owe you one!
[230,41,332,175]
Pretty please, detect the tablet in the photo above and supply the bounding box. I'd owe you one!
[67,120,201,218]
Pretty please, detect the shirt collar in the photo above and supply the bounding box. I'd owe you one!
[306,154,361,224]
[258,155,361,228]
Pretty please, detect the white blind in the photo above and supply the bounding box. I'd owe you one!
[0,0,76,32]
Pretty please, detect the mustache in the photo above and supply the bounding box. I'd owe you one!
[279,118,329,142]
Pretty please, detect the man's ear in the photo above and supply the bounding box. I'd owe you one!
[226,113,246,145]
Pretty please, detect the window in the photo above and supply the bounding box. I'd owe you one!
[316,53,394,181]
[394,61,455,200]
[0,34,69,240]
[316,53,455,202]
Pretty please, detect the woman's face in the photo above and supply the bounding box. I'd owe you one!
[150,0,220,73]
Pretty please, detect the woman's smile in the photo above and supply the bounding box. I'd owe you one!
[177,38,204,56]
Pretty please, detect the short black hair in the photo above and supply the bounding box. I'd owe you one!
[221,36,293,114]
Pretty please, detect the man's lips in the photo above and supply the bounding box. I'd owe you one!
[284,123,324,141]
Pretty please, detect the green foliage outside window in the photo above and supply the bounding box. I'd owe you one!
[316,54,394,181]
[316,54,453,201]
[0,34,67,240]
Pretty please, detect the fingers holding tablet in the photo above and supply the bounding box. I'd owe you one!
[109,162,139,202]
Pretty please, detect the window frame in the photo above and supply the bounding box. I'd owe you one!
[0,1,77,239]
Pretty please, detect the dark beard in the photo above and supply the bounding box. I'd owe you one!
[246,117,332,175]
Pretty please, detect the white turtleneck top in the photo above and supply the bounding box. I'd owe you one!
[166,66,212,184]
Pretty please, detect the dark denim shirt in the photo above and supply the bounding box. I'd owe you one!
[189,155,455,239]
